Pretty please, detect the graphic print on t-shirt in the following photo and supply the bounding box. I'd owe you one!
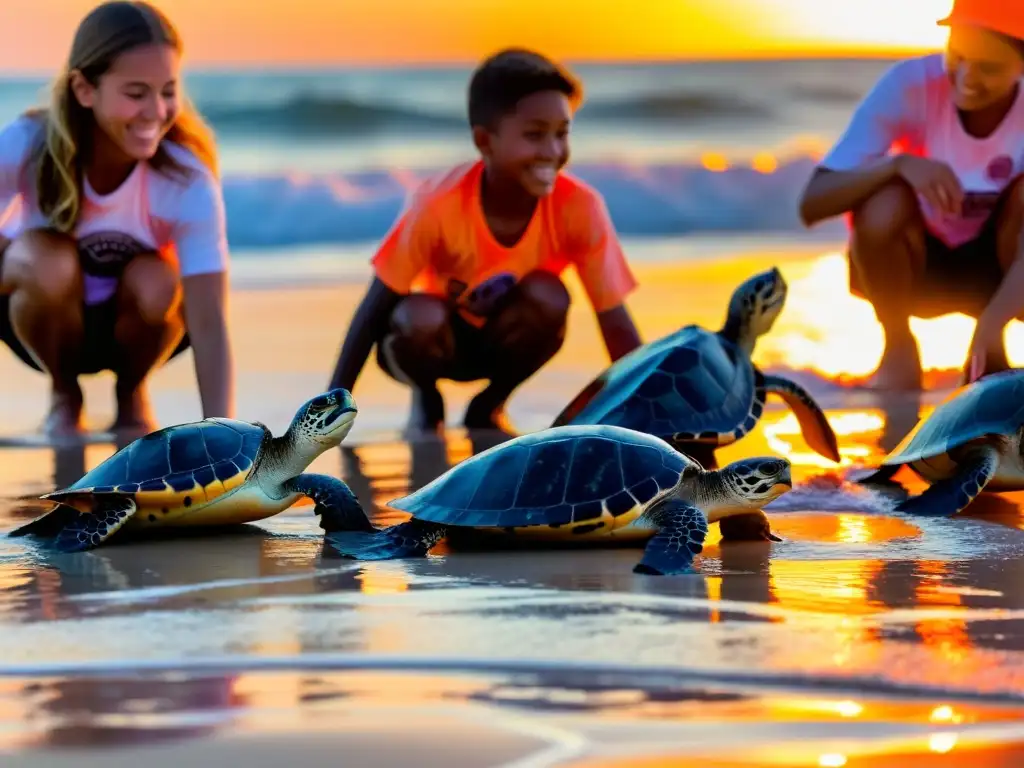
[986,154,1015,183]
[463,272,518,317]
[77,230,151,305]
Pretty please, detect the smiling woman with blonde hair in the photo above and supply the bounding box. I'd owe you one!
[0,0,233,437]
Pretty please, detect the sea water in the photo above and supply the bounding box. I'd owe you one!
[0,58,887,255]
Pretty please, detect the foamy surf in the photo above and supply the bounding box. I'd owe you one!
[218,156,845,249]
[0,653,1021,705]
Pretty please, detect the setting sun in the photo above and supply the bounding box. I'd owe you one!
[0,0,953,70]
[767,0,954,52]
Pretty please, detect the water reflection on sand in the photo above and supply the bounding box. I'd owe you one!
[0,401,1023,763]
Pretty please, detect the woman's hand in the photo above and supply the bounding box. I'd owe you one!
[894,155,964,217]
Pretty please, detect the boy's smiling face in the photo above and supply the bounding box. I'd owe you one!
[475,90,572,198]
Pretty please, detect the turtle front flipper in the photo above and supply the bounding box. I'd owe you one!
[283,473,376,533]
[325,519,447,560]
[53,497,137,553]
[719,510,782,543]
[896,444,1001,516]
[763,373,841,463]
[634,497,709,575]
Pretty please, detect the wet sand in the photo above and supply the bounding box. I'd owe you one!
[2,241,1024,765]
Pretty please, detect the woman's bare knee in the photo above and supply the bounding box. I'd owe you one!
[851,181,922,249]
[119,255,182,326]
[3,230,81,306]
[390,294,449,342]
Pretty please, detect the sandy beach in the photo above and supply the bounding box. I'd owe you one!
[2,238,1024,766]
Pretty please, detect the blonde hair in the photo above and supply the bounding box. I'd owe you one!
[27,1,219,233]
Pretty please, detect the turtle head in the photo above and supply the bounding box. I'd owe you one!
[287,388,359,455]
[704,456,791,522]
[721,267,787,355]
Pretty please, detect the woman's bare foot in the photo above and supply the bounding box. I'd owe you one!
[43,384,84,438]
[867,337,923,391]
[110,382,158,436]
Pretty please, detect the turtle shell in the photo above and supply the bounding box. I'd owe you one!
[45,417,269,507]
[388,424,693,530]
[552,325,758,439]
[881,370,1024,466]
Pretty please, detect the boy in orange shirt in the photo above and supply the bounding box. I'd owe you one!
[327,48,642,435]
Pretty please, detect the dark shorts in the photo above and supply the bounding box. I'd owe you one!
[849,203,1006,319]
[0,295,191,375]
[375,309,494,383]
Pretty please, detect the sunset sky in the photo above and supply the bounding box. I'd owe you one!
[0,0,955,72]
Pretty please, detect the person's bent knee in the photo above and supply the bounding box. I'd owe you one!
[119,254,182,326]
[516,271,571,326]
[851,180,922,249]
[3,229,81,306]
[390,294,449,343]
[995,175,1024,231]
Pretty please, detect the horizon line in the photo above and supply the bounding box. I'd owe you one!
[0,45,940,77]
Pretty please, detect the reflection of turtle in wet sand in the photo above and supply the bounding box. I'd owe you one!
[551,266,840,472]
[326,424,793,575]
[9,389,375,553]
[858,369,1024,516]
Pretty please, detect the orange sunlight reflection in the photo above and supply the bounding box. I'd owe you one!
[756,253,1024,382]
[914,562,974,669]
[764,408,886,469]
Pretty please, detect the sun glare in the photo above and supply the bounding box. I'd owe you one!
[769,0,954,52]
[754,253,1024,382]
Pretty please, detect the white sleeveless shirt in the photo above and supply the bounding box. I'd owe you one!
[822,53,1024,247]
[0,114,228,305]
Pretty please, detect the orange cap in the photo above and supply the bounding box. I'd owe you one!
[937,0,1024,41]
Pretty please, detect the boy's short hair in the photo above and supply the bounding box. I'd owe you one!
[467,48,583,129]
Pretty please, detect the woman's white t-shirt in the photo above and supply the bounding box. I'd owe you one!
[821,53,1024,248]
[0,114,228,305]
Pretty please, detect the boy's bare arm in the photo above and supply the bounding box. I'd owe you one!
[327,277,404,392]
[596,304,642,362]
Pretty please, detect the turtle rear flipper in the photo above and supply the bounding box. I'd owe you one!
[633,498,709,575]
[763,373,840,463]
[326,519,446,560]
[896,445,1000,516]
[8,504,81,539]
[53,497,137,553]
[854,464,902,486]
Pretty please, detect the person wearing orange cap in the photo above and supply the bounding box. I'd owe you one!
[798,0,1024,390]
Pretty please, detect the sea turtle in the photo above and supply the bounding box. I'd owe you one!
[551,266,840,473]
[326,424,793,575]
[8,388,375,553]
[857,369,1024,515]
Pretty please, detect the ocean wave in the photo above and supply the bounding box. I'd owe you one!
[202,94,464,136]
[579,92,774,122]
[199,89,778,137]
[221,155,844,249]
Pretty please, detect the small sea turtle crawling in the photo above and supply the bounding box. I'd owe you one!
[326,424,793,575]
[858,369,1024,515]
[551,267,840,473]
[9,389,374,553]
